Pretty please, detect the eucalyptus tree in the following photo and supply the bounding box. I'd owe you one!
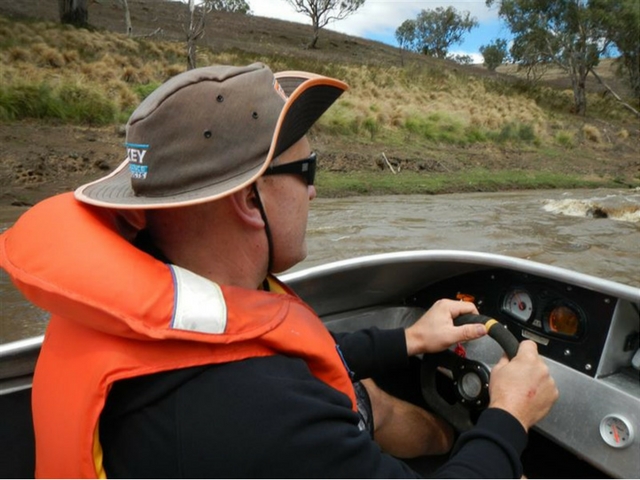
[414,7,477,59]
[395,7,477,61]
[486,0,612,115]
[284,0,366,49]
[480,39,509,71]
[208,0,251,13]
[591,0,639,99]
[395,19,416,65]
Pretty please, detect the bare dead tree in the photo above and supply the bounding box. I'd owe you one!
[589,68,640,119]
[285,0,366,49]
[185,0,208,70]
[120,0,132,36]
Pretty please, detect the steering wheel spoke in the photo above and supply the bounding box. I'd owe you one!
[420,314,519,432]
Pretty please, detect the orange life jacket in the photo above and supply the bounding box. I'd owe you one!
[0,193,356,478]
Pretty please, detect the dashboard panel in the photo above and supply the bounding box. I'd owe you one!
[406,269,621,377]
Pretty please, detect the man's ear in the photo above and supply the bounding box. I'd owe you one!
[228,185,265,229]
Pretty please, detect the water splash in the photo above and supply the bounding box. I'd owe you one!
[543,197,640,223]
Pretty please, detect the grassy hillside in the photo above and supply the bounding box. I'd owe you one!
[0,0,638,205]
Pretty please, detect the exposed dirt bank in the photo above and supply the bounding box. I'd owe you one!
[2,121,639,207]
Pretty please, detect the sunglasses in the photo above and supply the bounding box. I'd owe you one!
[264,152,317,186]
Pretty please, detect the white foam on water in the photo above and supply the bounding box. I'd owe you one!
[544,196,640,223]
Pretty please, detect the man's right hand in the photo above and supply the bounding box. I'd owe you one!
[488,340,559,431]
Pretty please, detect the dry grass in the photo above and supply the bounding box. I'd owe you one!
[0,4,637,159]
[496,58,632,98]
[0,1,638,204]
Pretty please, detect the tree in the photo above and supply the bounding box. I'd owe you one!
[411,7,478,59]
[285,0,366,49]
[185,0,207,70]
[592,0,640,100]
[450,53,474,65]
[182,0,250,70]
[208,0,251,14]
[395,19,416,66]
[486,0,612,116]
[480,39,509,71]
[58,0,89,28]
[120,0,132,36]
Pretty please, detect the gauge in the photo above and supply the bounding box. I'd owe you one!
[548,305,580,336]
[600,415,635,449]
[502,289,534,322]
[543,301,584,339]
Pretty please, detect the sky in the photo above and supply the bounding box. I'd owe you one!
[246,0,514,64]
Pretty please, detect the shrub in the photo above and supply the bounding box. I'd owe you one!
[555,131,575,148]
[362,116,380,139]
[0,83,62,120]
[132,82,161,101]
[491,122,538,144]
[57,82,117,124]
[582,124,602,143]
[617,129,629,139]
[7,46,30,62]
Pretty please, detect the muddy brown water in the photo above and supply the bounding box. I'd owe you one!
[1,188,639,344]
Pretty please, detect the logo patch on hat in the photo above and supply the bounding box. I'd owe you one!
[126,143,149,179]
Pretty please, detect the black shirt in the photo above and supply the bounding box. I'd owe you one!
[99,327,527,478]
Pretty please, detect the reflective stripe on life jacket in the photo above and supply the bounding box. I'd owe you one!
[0,193,356,478]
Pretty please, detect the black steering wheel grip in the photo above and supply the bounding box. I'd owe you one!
[454,313,519,360]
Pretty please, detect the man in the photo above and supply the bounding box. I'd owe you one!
[0,63,557,478]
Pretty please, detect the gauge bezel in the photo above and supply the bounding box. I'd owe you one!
[541,299,586,340]
[500,288,535,323]
[599,414,635,449]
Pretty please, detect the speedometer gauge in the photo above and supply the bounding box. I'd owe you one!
[502,289,534,322]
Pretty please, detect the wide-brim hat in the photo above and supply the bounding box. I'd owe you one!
[75,62,347,209]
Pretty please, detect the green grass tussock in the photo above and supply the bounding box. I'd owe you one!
[0,79,117,125]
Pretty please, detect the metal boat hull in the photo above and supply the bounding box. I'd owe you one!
[1,250,639,478]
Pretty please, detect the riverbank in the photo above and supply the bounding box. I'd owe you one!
[1,120,638,207]
[2,4,639,207]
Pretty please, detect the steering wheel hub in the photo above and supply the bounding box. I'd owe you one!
[456,360,490,407]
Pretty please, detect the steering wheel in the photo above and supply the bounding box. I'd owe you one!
[420,313,520,432]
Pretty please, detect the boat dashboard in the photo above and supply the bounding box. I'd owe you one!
[284,250,640,478]
[408,267,634,380]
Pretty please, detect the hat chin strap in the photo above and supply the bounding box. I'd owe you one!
[252,183,274,288]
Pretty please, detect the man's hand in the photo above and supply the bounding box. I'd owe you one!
[489,340,559,431]
[405,299,488,356]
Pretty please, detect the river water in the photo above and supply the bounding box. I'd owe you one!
[1,188,639,344]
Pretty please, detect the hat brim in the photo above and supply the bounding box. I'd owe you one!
[74,71,347,209]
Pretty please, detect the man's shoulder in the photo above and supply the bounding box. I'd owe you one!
[103,354,343,417]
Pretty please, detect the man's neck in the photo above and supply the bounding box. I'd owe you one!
[135,228,269,290]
